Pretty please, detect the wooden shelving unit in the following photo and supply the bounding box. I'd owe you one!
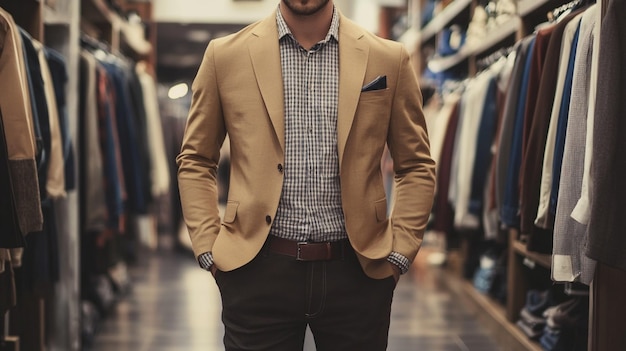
[446,278,544,351]
[0,0,153,349]
[420,0,472,44]
[512,238,552,269]
[80,0,117,49]
[118,0,156,70]
[44,3,71,25]
[518,0,554,15]
[80,0,152,61]
[443,233,552,351]
[0,0,43,40]
[0,1,82,350]
[405,1,597,349]
[427,17,520,73]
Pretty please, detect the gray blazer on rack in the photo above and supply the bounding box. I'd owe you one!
[552,5,597,285]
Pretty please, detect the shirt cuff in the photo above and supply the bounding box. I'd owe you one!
[387,252,411,274]
[197,252,214,271]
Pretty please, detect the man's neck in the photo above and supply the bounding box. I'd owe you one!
[279,2,334,50]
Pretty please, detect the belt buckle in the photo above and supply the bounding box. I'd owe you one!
[296,241,308,261]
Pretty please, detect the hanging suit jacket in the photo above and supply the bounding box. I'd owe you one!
[136,61,170,198]
[535,14,583,229]
[0,109,23,249]
[586,0,626,271]
[495,36,533,228]
[0,9,43,240]
[552,5,597,285]
[34,40,66,199]
[177,10,436,279]
[79,50,107,233]
[519,23,557,236]
[46,48,76,191]
[518,11,583,252]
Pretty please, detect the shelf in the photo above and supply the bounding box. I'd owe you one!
[43,3,71,25]
[397,26,421,51]
[80,0,151,56]
[518,0,552,16]
[417,0,551,46]
[0,0,44,40]
[427,16,520,72]
[81,0,114,24]
[420,0,472,44]
[443,264,545,351]
[119,20,151,57]
[456,280,544,351]
[512,240,552,269]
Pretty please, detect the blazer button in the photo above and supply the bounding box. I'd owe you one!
[265,215,272,224]
[277,164,283,173]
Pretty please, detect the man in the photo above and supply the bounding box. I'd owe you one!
[177,1,436,350]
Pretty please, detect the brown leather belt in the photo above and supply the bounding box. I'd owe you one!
[267,235,350,261]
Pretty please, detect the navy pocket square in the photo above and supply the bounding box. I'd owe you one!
[361,75,387,92]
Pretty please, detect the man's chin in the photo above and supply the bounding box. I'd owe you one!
[282,0,331,16]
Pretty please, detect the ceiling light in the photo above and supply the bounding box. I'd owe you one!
[168,83,189,100]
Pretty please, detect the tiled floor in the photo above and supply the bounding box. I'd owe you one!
[90,248,502,351]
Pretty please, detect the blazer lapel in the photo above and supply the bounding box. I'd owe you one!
[248,12,368,159]
[337,15,368,166]
[249,12,285,153]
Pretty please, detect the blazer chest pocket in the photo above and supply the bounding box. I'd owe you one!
[358,89,392,116]
[359,88,390,103]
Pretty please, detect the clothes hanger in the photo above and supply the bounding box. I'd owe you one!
[80,33,131,66]
[476,46,514,72]
[548,0,592,22]
[80,34,109,52]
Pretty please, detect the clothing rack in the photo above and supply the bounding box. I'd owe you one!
[476,45,515,72]
[439,79,467,99]
[80,33,129,63]
[547,0,587,22]
[80,33,110,52]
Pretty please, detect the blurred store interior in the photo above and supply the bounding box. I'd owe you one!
[0,0,624,350]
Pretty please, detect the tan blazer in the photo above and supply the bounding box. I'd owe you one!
[177,11,436,279]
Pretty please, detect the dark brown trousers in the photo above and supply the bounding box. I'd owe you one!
[214,240,396,351]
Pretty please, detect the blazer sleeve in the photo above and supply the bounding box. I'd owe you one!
[387,45,436,262]
[176,40,227,258]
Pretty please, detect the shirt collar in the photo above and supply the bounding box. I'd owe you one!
[276,5,340,44]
